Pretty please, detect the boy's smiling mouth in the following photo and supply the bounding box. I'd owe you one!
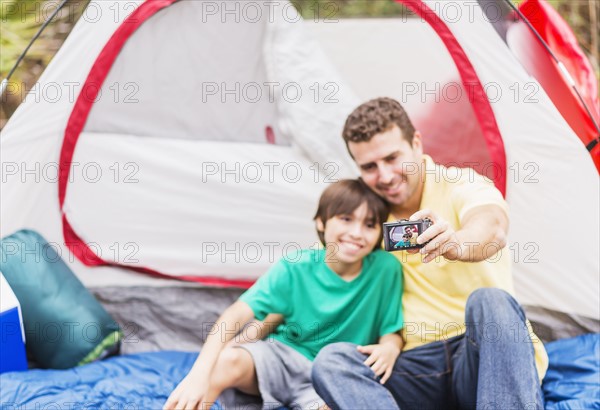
[339,240,364,251]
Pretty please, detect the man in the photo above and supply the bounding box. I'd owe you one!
[405,226,417,246]
[312,98,548,409]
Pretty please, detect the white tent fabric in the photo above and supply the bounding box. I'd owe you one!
[85,0,282,144]
[67,133,327,279]
[1,0,598,323]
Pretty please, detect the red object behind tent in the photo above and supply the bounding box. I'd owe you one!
[513,0,600,171]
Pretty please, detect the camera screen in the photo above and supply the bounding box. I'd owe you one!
[389,224,419,249]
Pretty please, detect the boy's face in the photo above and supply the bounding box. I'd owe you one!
[316,202,381,264]
[348,125,423,207]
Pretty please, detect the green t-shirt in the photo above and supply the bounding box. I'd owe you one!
[239,249,404,361]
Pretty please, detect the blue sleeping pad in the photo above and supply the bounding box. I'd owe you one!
[0,351,222,410]
[543,333,600,409]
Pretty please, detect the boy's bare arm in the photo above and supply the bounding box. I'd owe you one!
[379,332,404,351]
[228,313,284,346]
[357,332,403,385]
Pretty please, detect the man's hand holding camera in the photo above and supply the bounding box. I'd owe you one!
[404,206,508,263]
[406,209,462,263]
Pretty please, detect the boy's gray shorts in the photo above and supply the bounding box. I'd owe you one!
[233,339,325,410]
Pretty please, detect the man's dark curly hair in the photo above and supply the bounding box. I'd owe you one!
[342,97,416,145]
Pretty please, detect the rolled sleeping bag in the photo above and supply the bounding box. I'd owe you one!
[0,230,121,369]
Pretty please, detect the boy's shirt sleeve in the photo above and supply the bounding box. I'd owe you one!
[378,258,404,337]
[239,258,292,320]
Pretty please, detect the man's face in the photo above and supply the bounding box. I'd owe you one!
[349,125,423,207]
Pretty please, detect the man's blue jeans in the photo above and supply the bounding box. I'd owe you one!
[312,288,544,409]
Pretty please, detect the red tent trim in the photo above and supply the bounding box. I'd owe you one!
[399,0,507,195]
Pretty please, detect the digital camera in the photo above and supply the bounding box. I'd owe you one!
[383,218,433,252]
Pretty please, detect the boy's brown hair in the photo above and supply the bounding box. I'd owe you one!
[342,97,416,146]
[313,179,389,250]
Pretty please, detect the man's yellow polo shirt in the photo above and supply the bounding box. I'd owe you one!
[390,155,548,380]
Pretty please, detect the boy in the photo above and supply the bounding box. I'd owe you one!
[163,179,404,410]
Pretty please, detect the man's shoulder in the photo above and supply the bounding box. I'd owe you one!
[433,161,494,190]
[425,157,504,206]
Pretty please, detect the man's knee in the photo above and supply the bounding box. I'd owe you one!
[467,288,516,313]
[466,288,527,336]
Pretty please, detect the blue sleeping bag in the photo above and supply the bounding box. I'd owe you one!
[0,351,222,410]
[542,333,600,409]
[2,335,598,408]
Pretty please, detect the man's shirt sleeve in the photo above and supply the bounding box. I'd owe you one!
[450,168,509,223]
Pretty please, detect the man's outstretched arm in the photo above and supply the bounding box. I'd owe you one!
[409,204,508,263]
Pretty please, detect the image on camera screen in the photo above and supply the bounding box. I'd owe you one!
[389,224,419,249]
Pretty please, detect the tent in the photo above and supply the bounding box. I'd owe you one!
[1,0,598,352]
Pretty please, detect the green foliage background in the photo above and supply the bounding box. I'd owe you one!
[0,0,597,127]
[0,0,89,125]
